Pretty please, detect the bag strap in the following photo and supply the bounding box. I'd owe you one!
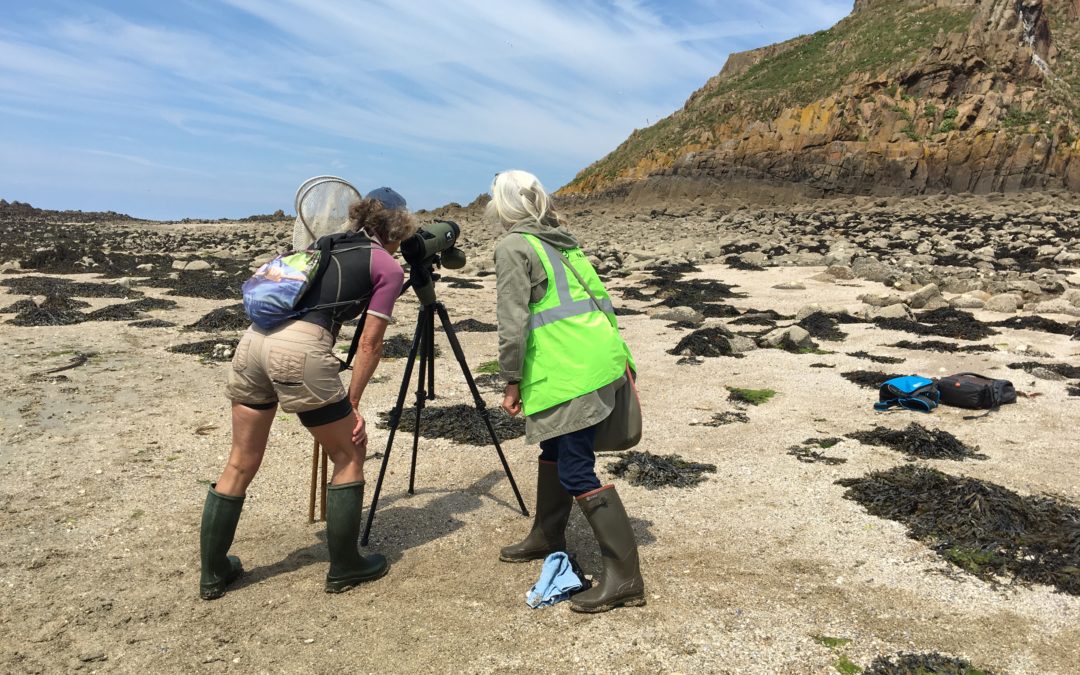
[337,309,368,373]
[550,246,617,330]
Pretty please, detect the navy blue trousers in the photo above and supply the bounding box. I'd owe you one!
[538,424,602,496]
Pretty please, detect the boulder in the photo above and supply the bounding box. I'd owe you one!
[185,260,213,272]
[983,293,1021,313]
[903,283,941,310]
[851,257,898,284]
[825,265,854,280]
[949,294,986,309]
[649,306,705,326]
[728,336,758,353]
[870,303,913,320]
[858,292,904,308]
[1028,299,1080,317]
[772,281,806,290]
[760,325,816,351]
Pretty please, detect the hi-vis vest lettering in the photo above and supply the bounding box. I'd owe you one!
[519,233,634,416]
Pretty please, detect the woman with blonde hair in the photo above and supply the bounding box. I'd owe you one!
[489,170,645,613]
[199,188,418,599]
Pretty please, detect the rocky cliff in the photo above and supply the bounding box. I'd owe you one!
[562,0,1080,201]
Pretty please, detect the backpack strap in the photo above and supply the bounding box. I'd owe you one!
[875,395,937,413]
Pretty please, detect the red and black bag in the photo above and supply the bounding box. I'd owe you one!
[938,372,1016,414]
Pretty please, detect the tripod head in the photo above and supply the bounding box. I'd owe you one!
[400,219,467,306]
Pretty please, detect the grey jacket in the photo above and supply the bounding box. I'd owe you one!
[494,217,624,444]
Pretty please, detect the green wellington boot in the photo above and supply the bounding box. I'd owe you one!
[499,460,573,562]
[325,481,389,593]
[570,485,646,613]
[199,485,245,600]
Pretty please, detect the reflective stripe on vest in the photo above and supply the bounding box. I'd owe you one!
[527,239,615,330]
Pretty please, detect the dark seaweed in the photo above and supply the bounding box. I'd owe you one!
[798,312,848,341]
[148,270,243,300]
[0,276,140,299]
[606,451,716,489]
[848,351,905,364]
[874,308,997,341]
[187,304,250,331]
[376,404,523,446]
[668,326,742,358]
[846,423,986,461]
[690,411,749,426]
[129,319,177,328]
[723,255,765,271]
[841,370,905,389]
[787,445,847,465]
[992,315,1077,336]
[888,340,996,354]
[381,334,440,359]
[6,296,87,326]
[443,318,497,333]
[167,338,239,361]
[864,652,997,675]
[84,298,177,321]
[838,465,1080,595]
[1008,361,1080,379]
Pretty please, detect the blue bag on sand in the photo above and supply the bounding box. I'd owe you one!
[242,249,323,330]
[875,376,940,413]
[525,552,588,608]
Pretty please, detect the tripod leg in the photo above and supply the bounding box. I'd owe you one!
[426,309,436,400]
[309,440,319,523]
[361,308,426,546]
[434,303,529,517]
[408,313,430,495]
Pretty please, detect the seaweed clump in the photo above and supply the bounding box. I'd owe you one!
[0,276,139,299]
[841,370,905,389]
[888,340,996,354]
[846,423,986,461]
[787,438,847,465]
[727,387,776,406]
[847,351,905,364]
[838,464,1080,594]
[992,315,1076,336]
[167,338,239,361]
[376,404,523,446]
[5,296,87,326]
[1008,361,1080,380]
[798,312,848,341]
[606,451,716,489]
[187,304,250,331]
[690,411,750,426]
[129,319,177,329]
[381,334,439,358]
[446,318,496,333]
[875,308,996,341]
[84,298,177,321]
[864,652,995,675]
[668,326,742,358]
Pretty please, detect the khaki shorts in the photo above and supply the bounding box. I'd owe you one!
[225,320,346,414]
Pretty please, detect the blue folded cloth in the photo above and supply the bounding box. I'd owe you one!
[525,552,585,608]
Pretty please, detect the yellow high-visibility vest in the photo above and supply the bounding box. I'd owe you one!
[518,233,634,415]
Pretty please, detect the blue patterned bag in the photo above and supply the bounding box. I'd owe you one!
[242,249,323,330]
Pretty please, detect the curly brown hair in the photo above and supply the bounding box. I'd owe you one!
[347,198,419,243]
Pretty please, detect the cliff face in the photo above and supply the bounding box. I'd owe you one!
[562,0,1080,200]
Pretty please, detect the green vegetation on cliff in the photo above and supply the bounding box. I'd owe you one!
[565,0,975,191]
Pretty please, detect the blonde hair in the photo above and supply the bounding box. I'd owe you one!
[347,198,419,243]
[486,170,555,230]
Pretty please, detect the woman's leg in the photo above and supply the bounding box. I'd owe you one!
[215,403,277,496]
[201,402,275,599]
[306,409,365,484]
[552,425,602,497]
[305,405,387,592]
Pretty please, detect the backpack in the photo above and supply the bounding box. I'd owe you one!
[874,375,940,413]
[938,373,1016,413]
[242,233,369,331]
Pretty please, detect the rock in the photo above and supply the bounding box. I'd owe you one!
[185,260,213,272]
[983,293,1021,313]
[135,263,154,272]
[760,325,815,350]
[649,306,705,326]
[851,257,898,284]
[825,265,854,280]
[729,336,758,353]
[772,281,806,290]
[1064,289,1080,308]
[1030,367,1066,382]
[949,294,986,309]
[171,259,188,270]
[739,251,768,267]
[1028,299,1080,317]
[31,295,47,307]
[0,260,21,271]
[870,303,913,320]
[858,292,904,308]
[904,283,941,310]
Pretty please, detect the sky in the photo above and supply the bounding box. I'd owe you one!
[0,0,852,220]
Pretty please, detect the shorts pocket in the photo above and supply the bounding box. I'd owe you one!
[232,335,252,372]
[268,347,306,386]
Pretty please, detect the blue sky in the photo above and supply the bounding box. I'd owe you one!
[0,0,851,220]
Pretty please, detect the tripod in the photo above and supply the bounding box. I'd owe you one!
[361,265,529,546]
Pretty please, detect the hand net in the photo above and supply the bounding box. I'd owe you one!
[291,176,362,250]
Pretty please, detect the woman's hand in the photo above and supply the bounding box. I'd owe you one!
[352,411,368,449]
[501,383,522,417]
